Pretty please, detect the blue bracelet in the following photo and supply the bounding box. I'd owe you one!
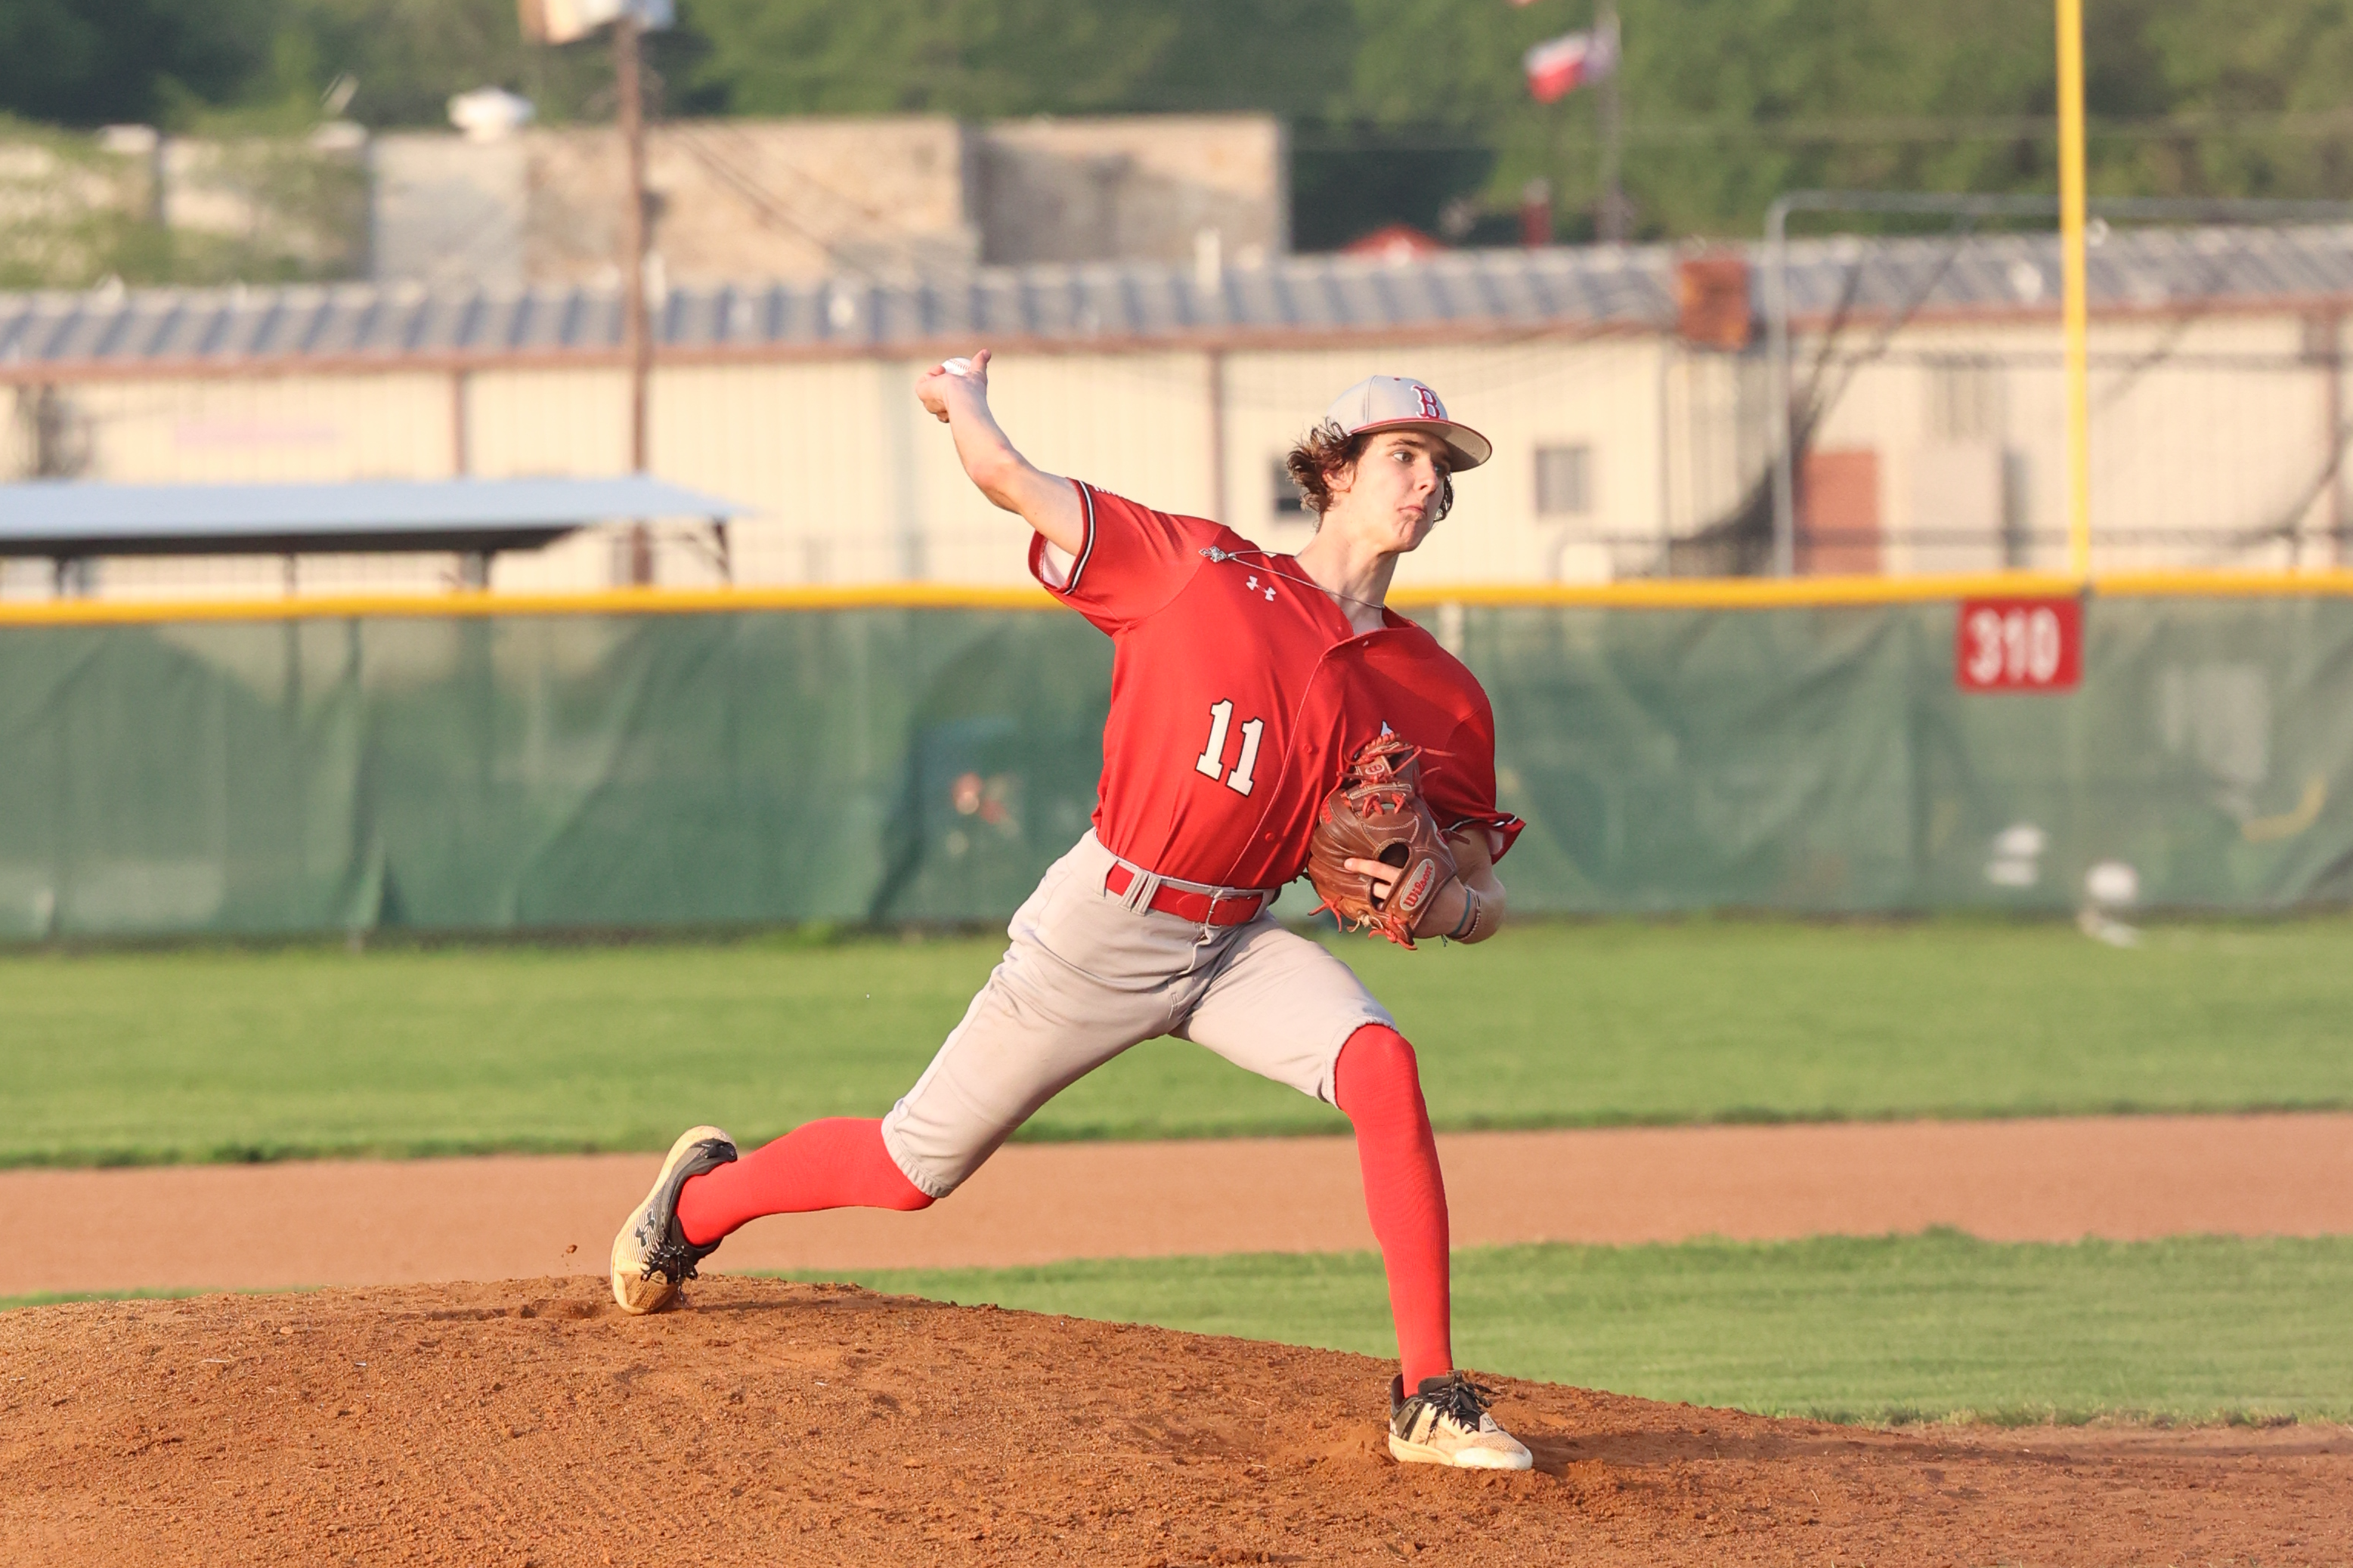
[1447,889,1481,941]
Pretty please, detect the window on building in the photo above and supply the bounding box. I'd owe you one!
[1534,444,1593,516]
[1271,459,1309,519]
[1925,358,2004,443]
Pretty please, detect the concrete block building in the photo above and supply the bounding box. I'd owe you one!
[368,116,1286,291]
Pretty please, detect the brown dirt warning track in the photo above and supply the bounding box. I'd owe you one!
[10,1112,2350,1297]
[7,1274,2349,1566]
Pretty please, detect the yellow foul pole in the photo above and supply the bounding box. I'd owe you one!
[2057,0,2092,580]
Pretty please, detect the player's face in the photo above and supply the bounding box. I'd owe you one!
[1329,432,1451,552]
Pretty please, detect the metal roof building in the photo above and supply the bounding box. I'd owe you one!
[4,225,2349,596]
[8,226,2353,376]
[0,248,1672,373]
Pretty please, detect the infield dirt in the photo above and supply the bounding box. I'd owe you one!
[6,1275,2346,1566]
[14,1112,2351,1297]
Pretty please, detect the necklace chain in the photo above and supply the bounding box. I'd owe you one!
[1200,546,1387,615]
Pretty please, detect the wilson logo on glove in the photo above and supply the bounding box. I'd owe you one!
[1395,858,1441,917]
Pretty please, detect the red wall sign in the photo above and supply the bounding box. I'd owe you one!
[1955,597,2083,693]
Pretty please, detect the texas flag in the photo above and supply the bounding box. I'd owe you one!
[1524,22,1618,103]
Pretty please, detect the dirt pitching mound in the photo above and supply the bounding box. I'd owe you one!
[4,1277,2346,1566]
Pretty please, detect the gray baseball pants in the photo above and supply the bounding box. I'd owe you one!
[879,830,1394,1198]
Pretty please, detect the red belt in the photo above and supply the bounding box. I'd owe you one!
[1104,864,1268,926]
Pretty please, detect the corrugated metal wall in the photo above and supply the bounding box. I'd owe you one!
[7,308,2345,600]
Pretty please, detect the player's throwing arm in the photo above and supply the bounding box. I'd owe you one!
[914,348,1085,556]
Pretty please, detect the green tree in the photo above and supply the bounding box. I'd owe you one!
[2124,0,2353,199]
[0,0,279,125]
[268,0,623,127]
[12,0,2353,245]
[675,0,1351,119]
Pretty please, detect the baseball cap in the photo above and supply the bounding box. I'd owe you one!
[1322,376,1492,472]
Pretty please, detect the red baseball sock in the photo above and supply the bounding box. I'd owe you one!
[1334,1024,1454,1393]
[676,1117,933,1248]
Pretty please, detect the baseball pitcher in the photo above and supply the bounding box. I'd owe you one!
[612,352,1532,1470]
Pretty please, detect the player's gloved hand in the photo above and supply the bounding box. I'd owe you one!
[1306,734,1459,948]
[915,348,992,422]
[1343,854,1469,939]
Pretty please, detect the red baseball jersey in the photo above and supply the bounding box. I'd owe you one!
[1032,481,1521,890]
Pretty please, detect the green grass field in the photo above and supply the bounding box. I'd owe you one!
[787,1232,2353,1426]
[5,915,2351,1165]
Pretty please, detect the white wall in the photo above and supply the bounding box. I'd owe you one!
[23,304,2345,599]
[1808,312,2344,574]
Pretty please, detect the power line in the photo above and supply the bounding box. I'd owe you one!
[1289,108,2353,154]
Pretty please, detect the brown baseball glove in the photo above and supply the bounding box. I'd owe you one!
[1305,733,1458,948]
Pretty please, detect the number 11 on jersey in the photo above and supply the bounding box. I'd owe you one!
[1194,700,1265,796]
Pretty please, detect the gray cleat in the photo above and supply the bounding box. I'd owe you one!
[1388,1372,1534,1471]
[609,1125,738,1315]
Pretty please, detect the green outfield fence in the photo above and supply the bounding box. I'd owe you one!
[2,576,2348,940]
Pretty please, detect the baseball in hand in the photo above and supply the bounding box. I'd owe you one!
[940,357,974,376]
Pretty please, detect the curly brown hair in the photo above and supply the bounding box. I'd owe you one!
[1282,422,1455,525]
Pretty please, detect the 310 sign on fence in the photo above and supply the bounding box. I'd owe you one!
[1955,597,2083,692]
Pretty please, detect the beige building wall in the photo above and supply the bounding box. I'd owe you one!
[372,120,976,292]
[978,117,1285,268]
[643,357,905,588]
[1810,313,2343,574]
[526,119,979,289]
[70,372,455,484]
[370,115,1284,291]
[639,350,1223,589]
[463,366,630,479]
[1219,338,1674,587]
[369,136,527,292]
[11,305,2345,602]
[464,364,641,593]
[1659,347,1769,546]
[2089,315,2326,568]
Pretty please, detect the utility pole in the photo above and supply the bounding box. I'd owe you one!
[615,11,652,476]
[615,8,655,583]
[1596,0,1626,243]
[518,0,667,580]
